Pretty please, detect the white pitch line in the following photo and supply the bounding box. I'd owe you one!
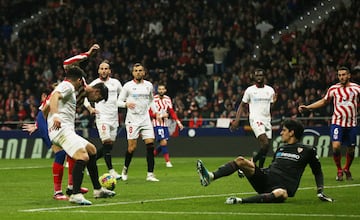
[41,210,360,218]
[20,183,360,214]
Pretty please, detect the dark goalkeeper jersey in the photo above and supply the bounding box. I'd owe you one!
[267,143,323,197]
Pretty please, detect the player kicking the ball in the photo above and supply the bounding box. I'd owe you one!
[48,66,114,205]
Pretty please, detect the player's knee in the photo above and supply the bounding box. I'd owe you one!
[73,148,90,161]
[86,143,97,156]
[52,145,63,153]
[272,188,288,200]
[159,140,167,146]
[234,156,252,167]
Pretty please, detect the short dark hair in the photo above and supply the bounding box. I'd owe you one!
[254,68,265,75]
[338,66,350,73]
[66,66,85,80]
[282,119,304,140]
[92,82,108,102]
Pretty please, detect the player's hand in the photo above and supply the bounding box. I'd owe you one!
[317,193,334,202]
[51,114,62,130]
[178,122,184,130]
[87,106,98,115]
[88,44,100,55]
[126,102,136,109]
[298,105,307,113]
[22,123,37,135]
[229,120,239,132]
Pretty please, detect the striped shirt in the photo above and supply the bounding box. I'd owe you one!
[324,82,360,127]
[150,94,179,127]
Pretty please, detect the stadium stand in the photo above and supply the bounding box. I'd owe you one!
[0,0,359,130]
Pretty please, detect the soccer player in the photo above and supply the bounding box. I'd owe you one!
[117,63,160,181]
[197,119,334,204]
[48,66,115,205]
[149,84,184,167]
[84,60,123,179]
[22,90,88,200]
[22,44,100,200]
[298,66,360,181]
[230,68,276,168]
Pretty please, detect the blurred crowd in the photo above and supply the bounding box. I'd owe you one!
[0,0,360,130]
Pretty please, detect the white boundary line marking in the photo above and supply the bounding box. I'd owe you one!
[43,210,360,218]
[20,183,360,218]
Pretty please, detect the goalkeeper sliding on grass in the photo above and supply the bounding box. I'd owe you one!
[197,119,334,204]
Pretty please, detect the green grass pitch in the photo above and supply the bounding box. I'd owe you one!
[1,157,359,220]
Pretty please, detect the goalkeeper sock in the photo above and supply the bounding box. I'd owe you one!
[242,192,282,203]
[213,161,238,180]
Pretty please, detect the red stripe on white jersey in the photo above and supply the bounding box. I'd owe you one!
[325,82,360,127]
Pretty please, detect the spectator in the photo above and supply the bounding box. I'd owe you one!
[188,109,203,128]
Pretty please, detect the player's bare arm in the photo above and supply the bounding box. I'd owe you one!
[298,98,327,113]
[230,101,245,132]
[49,91,62,130]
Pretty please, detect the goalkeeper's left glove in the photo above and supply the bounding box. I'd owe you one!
[317,188,334,202]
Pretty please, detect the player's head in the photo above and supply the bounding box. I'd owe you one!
[337,66,351,85]
[280,119,304,143]
[98,60,111,81]
[87,82,109,102]
[253,68,265,86]
[157,84,167,97]
[131,63,146,82]
[66,66,85,90]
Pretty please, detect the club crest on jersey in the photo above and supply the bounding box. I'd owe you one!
[297,147,303,153]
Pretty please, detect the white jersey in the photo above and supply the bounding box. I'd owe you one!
[242,84,275,121]
[87,77,122,127]
[47,80,77,139]
[117,79,155,126]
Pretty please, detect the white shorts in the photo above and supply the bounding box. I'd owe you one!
[50,127,89,157]
[249,118,272,139]
[96,121,117,142]
[126,121,155,140]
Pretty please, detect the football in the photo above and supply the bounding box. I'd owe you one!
[99,173,117,190]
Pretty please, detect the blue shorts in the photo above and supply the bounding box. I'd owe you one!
[330,124,358,147]
[154,126,170,142]
[36,111,52,149]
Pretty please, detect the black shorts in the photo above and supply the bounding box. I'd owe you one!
[247,167,285,194]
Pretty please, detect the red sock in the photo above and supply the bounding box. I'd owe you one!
[333,152,342,171]
[53,162,64,192]
[344,151,354,171]
[163,153,170,162]
[67,156,75,186]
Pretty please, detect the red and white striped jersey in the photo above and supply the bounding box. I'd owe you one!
[150,94,179,127]
[63,53,89,68]
[324,82,360,127]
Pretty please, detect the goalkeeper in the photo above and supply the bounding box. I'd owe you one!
[197,119,334,204]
